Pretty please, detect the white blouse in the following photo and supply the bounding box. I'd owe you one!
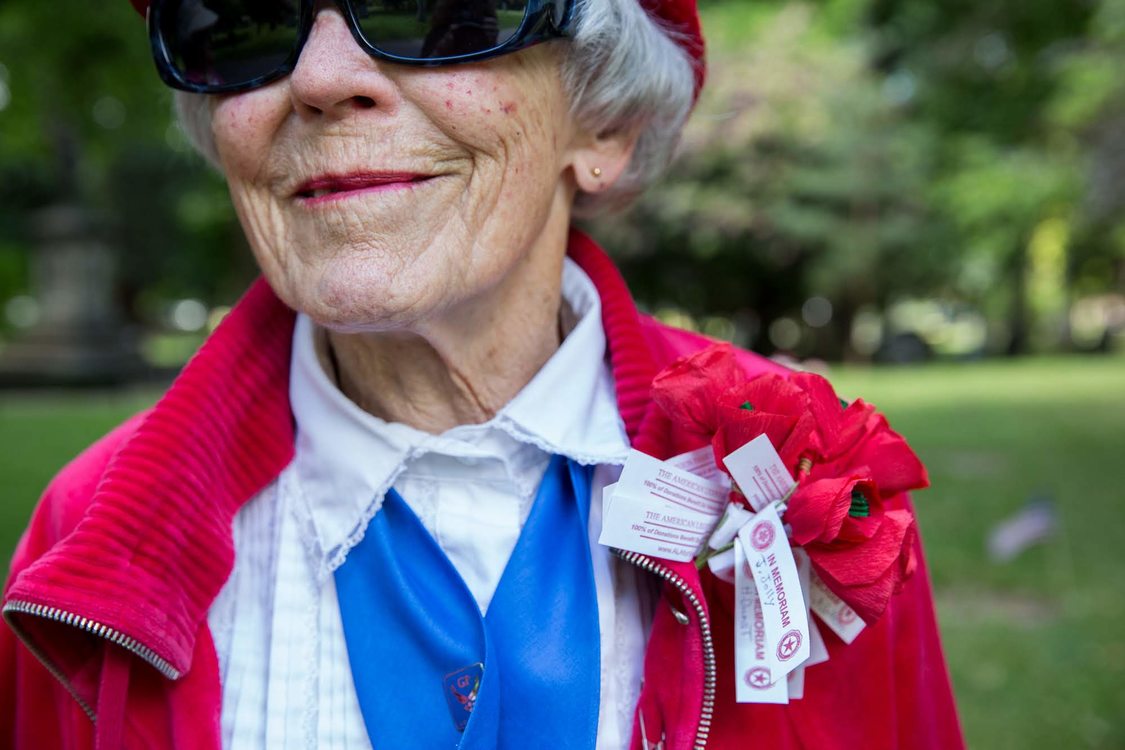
[207,258,655,749]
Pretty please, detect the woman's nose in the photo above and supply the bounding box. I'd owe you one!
[287,7,400,119]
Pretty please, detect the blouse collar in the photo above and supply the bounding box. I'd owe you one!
[289,256,631,574]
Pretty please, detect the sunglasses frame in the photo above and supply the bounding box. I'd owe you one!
[148,0,576,94]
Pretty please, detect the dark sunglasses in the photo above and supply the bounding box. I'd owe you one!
[148,0,576,94]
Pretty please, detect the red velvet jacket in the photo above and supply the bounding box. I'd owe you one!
[1,231,964,750]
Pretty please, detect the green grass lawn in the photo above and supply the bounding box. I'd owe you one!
[2,355,1123,748]
[0,388,158,561]
[831,356,1125,750]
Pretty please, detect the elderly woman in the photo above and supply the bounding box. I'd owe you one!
[1,0,964,748]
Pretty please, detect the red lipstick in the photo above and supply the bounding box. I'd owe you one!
[294,172,431,203]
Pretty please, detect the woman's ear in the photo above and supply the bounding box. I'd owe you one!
[567,126,640,194]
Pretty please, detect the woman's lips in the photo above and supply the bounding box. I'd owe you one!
[294,172,434,203]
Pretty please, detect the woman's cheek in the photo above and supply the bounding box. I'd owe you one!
[211,90,286,181]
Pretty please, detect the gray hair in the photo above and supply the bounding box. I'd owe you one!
[174,0,697,215]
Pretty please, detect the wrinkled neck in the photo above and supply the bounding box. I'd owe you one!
[321,245,570,435]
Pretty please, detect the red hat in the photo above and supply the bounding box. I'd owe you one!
[130,0,705,96]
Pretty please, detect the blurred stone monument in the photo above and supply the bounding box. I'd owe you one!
[0,203,142,386]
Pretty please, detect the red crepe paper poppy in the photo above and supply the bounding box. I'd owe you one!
[651,343,929,624]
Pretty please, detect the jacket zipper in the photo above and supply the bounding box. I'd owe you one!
[615,550,715,750]
[2,598,181,721]
[5,565,714,744]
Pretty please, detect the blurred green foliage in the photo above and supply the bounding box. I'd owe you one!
[0,0,253,322]
[594,0,1125,358]
[0,0,1123,357]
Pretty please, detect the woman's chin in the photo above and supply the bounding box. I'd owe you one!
[293,294,416,334]
[284,277,443,334]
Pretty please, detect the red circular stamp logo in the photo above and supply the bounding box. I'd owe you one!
[838,606,857,626]
[776,629,803,661]
[744,667,772,689]
[749,520,775,551]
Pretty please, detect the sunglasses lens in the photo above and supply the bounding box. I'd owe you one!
[160,0,302,89]
[351,0,528,59]
[549,0,567,27]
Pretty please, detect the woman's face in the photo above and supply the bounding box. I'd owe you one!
[210,8,586,332]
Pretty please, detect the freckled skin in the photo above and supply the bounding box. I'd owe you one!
[207,8,637,431]
[211,9,584,335]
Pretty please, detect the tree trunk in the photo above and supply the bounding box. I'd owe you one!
[1006,239,1029,356]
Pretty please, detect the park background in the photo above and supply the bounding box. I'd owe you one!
[1,0,1124,747]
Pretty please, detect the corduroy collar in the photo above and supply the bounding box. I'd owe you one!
[4,228,664,679]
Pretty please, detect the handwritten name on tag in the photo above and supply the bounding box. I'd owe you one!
[738,503,810,679]
[722,435,797,511]
[598,450,728,562]
[734,540,789,704]
[809,573,866,644]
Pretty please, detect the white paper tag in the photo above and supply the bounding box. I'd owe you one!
[787,616,831,700]
[618,449,728,516]
[795,550,830,669]
[722,435,797,511]
[808,617,829,664]
[787,549,830,700]
[734,540,789,704]
[738,504,809,679]
[809,573,866,644]
[707,502,755,551]
[667,446,730,484]
[786,662,806,700]
[597,451,728,562]
[598,484,715,561]
[706,546,736,583]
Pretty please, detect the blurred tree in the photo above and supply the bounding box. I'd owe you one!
[594,0,1123,359]
[931,139,1077,354]
[2,0,1123,362]
[863,0,1102,353]
[0,0,250,328]
[593,3,949,359]
[1047,0,1125,321]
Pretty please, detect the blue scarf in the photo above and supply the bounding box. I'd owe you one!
[334,455,601,749]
